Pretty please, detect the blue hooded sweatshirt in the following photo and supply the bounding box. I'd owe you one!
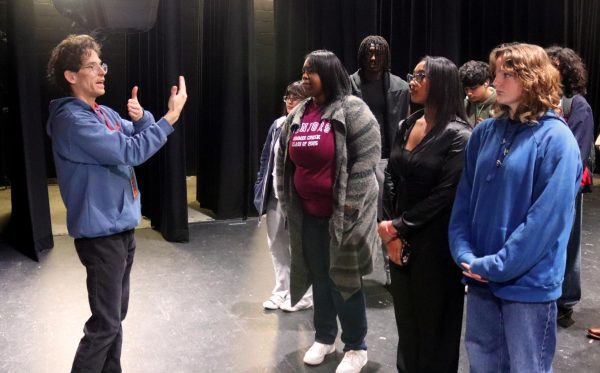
[47,97,174,238]
[449,111,581,302]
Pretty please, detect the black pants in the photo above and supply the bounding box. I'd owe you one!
[71,229,136,373]
[389,234,464,373]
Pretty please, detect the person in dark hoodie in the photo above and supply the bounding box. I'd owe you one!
[46,34,187,373]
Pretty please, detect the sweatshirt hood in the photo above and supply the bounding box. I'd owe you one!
[47,97,90,136]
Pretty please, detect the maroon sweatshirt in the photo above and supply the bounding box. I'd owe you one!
[289,102,336,217]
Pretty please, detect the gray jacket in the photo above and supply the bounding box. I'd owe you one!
[276,95,381,303]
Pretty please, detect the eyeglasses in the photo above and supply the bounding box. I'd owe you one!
[81,62,108,75]
[407,72,426,83]
[283,95,302,103]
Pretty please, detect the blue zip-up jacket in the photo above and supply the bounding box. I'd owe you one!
[47,97,174,238]
[449,111,581,302]
[253,116,284,215]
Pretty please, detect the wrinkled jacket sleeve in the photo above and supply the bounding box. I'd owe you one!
[392,125,471,239]
[448,126,482,267]
[56,108,173,167]
[131,110,156,135]
[469,128,582,282]
[568,96,594,165]
[254,121,276,214]
[275,116,293,216]
[382,168,395,220]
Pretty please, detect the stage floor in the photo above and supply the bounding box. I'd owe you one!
[2,194,600,372]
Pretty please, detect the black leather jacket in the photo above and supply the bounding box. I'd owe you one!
[383,109,471,239]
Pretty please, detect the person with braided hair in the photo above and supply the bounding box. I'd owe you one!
[350,35,410,285]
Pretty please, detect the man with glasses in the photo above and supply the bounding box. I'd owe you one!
[350,35,409,285]
[46,34,187,373]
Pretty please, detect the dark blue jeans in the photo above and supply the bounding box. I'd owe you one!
[302,213,368,351]
[71,229,136,373]
[465,286,556,373]
[558,191,582,311]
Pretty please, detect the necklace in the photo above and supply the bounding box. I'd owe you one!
[495,121,522,168]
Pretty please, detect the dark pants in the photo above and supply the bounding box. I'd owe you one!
[558,191,582,311]
[302,213,368,351]
[71,230,136,373]
[390,250,464,372]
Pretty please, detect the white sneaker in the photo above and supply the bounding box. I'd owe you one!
[336,350,368,373]
[262,294,285,310]
[280,296,313,312]
[303,342,336,365]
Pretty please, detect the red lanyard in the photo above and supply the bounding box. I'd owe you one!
[93,103,121,132]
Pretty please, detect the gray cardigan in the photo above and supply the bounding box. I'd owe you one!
[276,95,381,303]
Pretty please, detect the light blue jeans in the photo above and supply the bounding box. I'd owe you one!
[465,286,556,373]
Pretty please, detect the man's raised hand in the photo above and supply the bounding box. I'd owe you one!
[127,86,144,122]
[164,76,188,125]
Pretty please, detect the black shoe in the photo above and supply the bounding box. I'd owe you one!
[557,307,574,328]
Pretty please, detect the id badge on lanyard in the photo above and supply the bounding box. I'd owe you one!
[129,167,138,200]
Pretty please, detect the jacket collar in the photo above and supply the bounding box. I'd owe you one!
[290,97,348,128]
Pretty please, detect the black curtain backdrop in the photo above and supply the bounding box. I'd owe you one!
[196,0,255,219]
[274,0,600,135]
[126,0,189,242]
[5,0,53,260]
[274,0,377,92]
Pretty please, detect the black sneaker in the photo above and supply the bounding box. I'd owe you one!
[557,307,574,328]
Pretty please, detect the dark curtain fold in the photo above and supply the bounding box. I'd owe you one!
[274,0,377,91]
[126,0,189,242]
[5,0,53,259]
[196,0,254,219]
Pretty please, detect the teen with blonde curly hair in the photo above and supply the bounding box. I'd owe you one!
[449,43,582,373]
